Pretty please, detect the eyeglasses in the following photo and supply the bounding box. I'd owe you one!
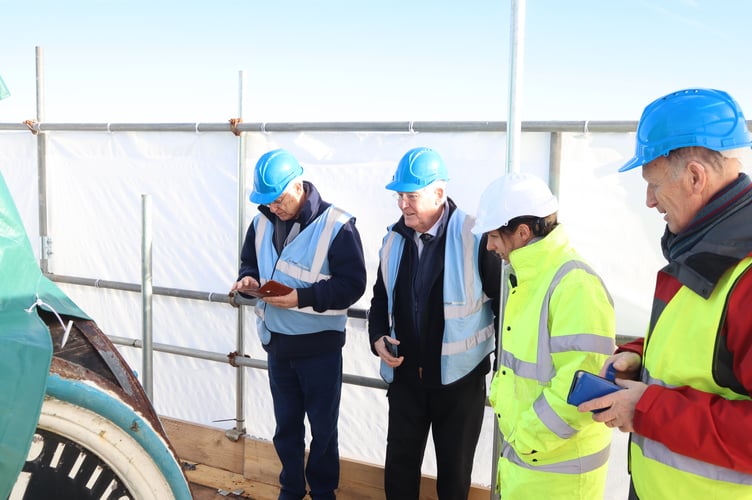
[264,191,289,208]
[392,191,423,203]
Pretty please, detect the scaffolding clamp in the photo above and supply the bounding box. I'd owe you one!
[227,350,249,367]
[23,119,40,135]
[229,117,243,136]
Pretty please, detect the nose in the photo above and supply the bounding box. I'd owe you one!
[646,186,657,208]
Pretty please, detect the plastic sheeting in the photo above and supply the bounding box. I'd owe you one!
[0,127,668,490]
[0,170,88,497]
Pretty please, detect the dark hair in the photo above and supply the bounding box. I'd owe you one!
[497,214,558,237]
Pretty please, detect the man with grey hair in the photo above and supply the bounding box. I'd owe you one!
[579,89,752,499]
[368,147,501,499]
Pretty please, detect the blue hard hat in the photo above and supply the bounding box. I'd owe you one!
[619,88,752,172]
[250,149,304,204]
[386,147,449,191]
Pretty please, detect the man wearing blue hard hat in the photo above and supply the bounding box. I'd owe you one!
[578,89,752,499]
[367,147,502,498]
[231,148,367,500]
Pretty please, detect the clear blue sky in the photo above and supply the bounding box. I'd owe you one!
[1,0,752,123]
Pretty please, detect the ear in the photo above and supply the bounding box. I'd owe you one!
[434,186,445,205]
[685,160,707,195]
[517,223,533,242]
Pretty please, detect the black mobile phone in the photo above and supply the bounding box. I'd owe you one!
[383,337,398,357]
[567,370,622,413]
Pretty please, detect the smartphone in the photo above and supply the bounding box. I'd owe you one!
[567,370,622,413]
[383,337,398,357]
[248,280,294,298]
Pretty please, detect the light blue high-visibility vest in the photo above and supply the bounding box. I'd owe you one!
[378,209,495,384]
[253,206,351,344]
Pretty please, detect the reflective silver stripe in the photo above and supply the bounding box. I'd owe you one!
[533,393,577,439]
[310,206,348,278]
[254,279,344,317]
[536,260,614,383]
[442,323,494,355]
[501,438,610,474]
[500,349,538,380]
[460,215,477,297]
[550,333,615,355]
[633,434,752,485]
[634,371,752,485]
[444,301,484,319]
[255,216,268,251]
[379,231,398,289]
[444,217,484,319]
[275,258,331,283]
[296,305,346,316]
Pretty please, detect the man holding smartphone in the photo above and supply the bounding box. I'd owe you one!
[582,88,752,499]
[231,149,367,500]
[368,147,501,499]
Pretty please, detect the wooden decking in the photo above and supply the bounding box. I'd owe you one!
[163,417,491,500]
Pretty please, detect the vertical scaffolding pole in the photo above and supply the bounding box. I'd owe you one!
[492,1,526,498]
[227,70,248,441]
[35,46,51,273]
[142,194,154,400]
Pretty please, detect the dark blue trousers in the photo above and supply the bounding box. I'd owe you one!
[384,371,486,500]
[268,349,342,500]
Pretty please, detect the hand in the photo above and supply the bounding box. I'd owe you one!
[375,336,404,367]
[578,378,648,432]
[231,276,260,294]
[262,289,298,309]
[599,351,642,380]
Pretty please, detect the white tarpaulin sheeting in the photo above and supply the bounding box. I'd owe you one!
[2,127,670,492]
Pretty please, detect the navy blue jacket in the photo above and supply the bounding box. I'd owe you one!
[238,181,367,359]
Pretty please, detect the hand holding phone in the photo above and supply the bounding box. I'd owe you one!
[383,337,398,357]
[567,370,623,413]
[248,280,294,298]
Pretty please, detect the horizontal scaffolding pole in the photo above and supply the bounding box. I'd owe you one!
[45,273,369,318]
[0,120,646,134]
[50,271,635,344]
[108,335,388,391]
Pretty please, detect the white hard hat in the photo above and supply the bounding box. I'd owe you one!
[472,172,558,234]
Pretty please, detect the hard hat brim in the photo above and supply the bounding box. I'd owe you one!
[250,187,283,205]
[618,155,644,172]
[385,180,426,192]
[471,218,496,235]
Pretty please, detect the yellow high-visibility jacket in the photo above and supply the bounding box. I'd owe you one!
[489,225,615,499]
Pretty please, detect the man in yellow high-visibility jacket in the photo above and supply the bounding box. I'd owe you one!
[580,88,752,499]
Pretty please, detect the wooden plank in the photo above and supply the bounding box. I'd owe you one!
[165,416,491,499]
[337,457,385,499]
[162,416,244,474]
[243,437,282,485]
[185,463,279,499]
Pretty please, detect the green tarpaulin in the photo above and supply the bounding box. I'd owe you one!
[0,170,88,497]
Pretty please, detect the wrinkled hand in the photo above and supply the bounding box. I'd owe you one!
[263,290,298,309]
[375,336,404,367]
[231,276,260,294]
[579,378,647,432]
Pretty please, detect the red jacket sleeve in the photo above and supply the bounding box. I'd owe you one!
[616,337,644,355]
[633,269,752,474]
